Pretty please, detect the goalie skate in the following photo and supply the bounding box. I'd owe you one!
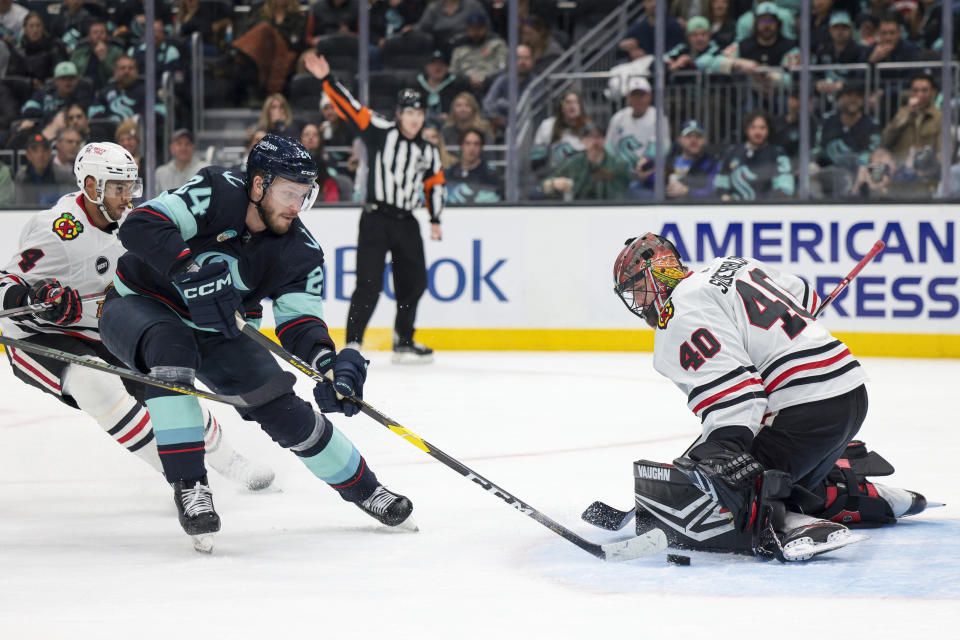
[763,512,868,562]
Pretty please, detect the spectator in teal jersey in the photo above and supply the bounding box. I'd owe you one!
[715,110,794,201]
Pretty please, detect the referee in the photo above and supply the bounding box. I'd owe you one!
[305,52,446,364]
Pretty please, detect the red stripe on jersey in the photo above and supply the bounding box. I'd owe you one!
[692,377,764,415]
[764,348,852,393]
[175,248,191,259]
[330,458,366,488]
[2,273,27,286]
[159,446,205,455]
[75,193,98,226]
[117,412,150,444]
[276,316,324,338]
[10,348,61,391]
[131,208,171,222]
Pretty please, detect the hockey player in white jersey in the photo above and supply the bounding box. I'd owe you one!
[610,233,930,561]
[0,142,274,491]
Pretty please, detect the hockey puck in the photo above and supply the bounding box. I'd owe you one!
[666,554,691,566]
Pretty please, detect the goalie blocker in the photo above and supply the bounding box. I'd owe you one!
[632,441,930,557]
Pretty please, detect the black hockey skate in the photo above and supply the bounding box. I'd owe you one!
[174,476,220,551]
[356,485,417,530]
[392,340,434,364]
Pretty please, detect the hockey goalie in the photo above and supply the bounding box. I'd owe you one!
[591,233,937,562]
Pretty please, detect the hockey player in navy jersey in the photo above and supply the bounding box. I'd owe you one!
[0,142,274,492]
[608,233,930,561]
[98,134,414,549]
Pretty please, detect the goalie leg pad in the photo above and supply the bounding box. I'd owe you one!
[790,441,906,526]
[633,460,755,554]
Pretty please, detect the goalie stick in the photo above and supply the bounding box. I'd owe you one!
[582,240,888,532]
[812,240,885,318]
[234,313,668,562]
[0,334,295,408]
[0,292,107,320]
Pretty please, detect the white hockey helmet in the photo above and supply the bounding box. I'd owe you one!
[75,142,142,217]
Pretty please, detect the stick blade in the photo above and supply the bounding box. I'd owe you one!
[582,501,635,531]
[600,527,668,562]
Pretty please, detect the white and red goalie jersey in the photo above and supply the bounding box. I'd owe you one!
[0,191,123,341]
[653,256,868,447]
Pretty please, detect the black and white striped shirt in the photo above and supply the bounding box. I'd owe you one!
[321,76,446,221]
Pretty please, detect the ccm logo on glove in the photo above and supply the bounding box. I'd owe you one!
[180,274,233,298]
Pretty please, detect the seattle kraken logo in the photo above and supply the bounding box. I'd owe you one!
[194,252,251,292]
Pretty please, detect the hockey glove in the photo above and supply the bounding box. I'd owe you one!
[312,348,368,417]
[674,451,764,532]
[28,279,82,325]
[174,261,243,339]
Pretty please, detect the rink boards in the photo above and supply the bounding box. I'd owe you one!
[0,203,957,357]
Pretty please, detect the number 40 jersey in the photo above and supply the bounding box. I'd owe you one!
[653,256,867,443]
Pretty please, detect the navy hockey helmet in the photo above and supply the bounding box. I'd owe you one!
[613,233,688,326]
[246,133,319,211]
[396,88,425,111]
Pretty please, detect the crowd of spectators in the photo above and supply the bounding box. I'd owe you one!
[0,0,958,207]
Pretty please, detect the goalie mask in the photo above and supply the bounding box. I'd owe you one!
[613,233,688,326]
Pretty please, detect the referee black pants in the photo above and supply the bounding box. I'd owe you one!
[346,208,427,345]
[751,384,868,492]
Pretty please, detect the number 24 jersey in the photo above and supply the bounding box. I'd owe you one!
[652,256,867,443]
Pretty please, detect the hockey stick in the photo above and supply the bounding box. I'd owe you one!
[582,240,889,532]
[0,292,107,320]
[0,334,295,408]
[234,314,667,562]
[812,240,885,318]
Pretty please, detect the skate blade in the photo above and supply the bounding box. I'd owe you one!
[390,516,419,533]
[192,534,215,553]
[782,531,868,561]
[391,353,434,365]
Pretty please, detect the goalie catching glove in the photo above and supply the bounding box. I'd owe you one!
[313,347,368,417]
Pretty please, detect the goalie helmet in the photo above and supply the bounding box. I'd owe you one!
[613,233,688,325]
[74,141,142,221]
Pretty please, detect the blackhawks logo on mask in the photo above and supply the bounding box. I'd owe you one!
[53,212,84,241]
[657,299,675,329]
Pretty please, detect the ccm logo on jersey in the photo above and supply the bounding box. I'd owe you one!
[181,274,233,298]
[657,299,675,329]
[52,212,84,240]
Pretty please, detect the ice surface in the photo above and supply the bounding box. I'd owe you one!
[1,352,957,637]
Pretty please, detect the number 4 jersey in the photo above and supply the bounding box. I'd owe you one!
[653,256,867,443]
[0,192,123,341]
